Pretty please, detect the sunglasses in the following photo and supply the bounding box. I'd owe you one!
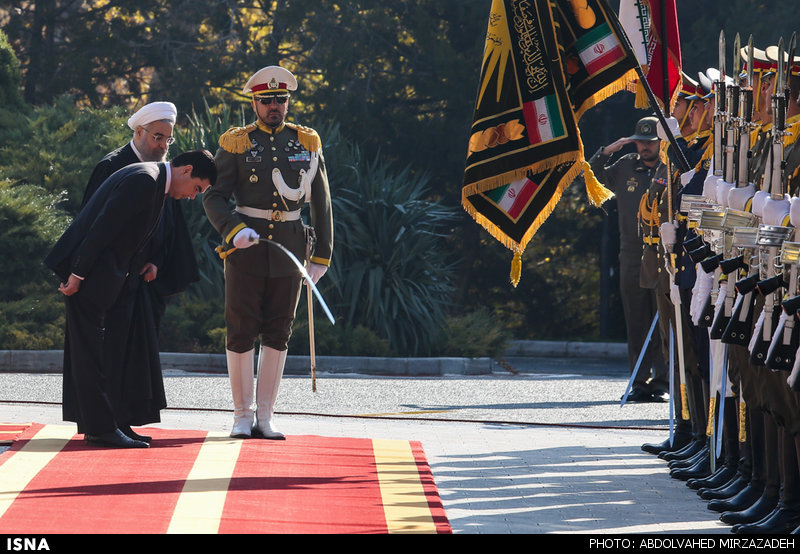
[257,95,289,105]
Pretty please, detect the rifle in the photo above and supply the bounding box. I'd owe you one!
[711,209,757,339]
[766,241,800,370]
[750,38,793,365]
[721,226,760,346]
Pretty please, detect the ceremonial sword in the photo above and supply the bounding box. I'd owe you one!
[216,235,336,326]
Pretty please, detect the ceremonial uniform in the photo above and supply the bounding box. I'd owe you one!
[589,117,668,402]
[203,66,333,440]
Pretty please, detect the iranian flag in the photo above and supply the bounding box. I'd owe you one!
[523,94,565,145]
[485,177,539,219]
[576,22,625,76]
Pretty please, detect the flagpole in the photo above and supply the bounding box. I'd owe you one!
[603,0,690,173]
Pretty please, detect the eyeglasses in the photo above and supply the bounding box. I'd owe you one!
[143,128,175,145]
[256,95,289,105]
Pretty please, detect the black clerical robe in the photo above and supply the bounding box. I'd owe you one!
[78,144,198,427]
[45,163,168,435]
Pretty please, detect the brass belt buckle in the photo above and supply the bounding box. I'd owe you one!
[271,210,284,222]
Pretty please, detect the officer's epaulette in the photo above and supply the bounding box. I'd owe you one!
[286,122,321,152]
[219,123,258,154]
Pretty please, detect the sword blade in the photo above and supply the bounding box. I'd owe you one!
[254,236,336,325]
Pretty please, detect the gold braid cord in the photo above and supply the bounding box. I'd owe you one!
[637,191,660,238]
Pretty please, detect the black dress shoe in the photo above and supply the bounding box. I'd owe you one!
[699,475,748,500]
[624,388,654,403]
[120,425,152,444]
[708,484,763,512]
[688,464,736,490]
[671,456,711,481]
[641,433,692,456]
[720,494,778,525]
[661,439,704,461]
[733,506,800,534]
[84,428,149,449]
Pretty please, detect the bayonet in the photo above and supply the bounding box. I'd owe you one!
[770,38,787,200]
[724,34,741,183]
[714,30,727,177]
[737,35,756,187]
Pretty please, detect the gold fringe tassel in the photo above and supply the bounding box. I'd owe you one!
[582,161,614,207]
[574,69,639,121]
[219,123,258,154]
[510,251,522,288]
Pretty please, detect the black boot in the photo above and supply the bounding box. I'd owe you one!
[708,483,763,513]
[699,474,748,500]
[642,430,692,455]
[733,505,800,534]
[719,493,778,525]
[671,451,712,481]
[688,464,736,490]
[669,445,708,469]
[660,438,703,461]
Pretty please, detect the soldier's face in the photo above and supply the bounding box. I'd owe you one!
[253,95,289,128]
[634,140,660,163]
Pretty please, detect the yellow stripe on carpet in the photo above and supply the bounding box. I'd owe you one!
[0,424,74,519]
[372,438,437,534]
[167,432,243,534]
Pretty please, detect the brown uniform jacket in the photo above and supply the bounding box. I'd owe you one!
[203,121,333,278]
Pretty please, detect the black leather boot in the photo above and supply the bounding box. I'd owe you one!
[733,505,800,534]
[699,474,748,500]
[708,483,763,513]
[719,493,778,525]
[689,463,736,490]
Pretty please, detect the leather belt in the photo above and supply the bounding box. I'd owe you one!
[236,206,301,222]
[643,235,660,245]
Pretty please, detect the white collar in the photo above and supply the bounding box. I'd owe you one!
[164,162,172,195]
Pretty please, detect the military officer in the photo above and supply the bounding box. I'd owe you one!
[203,66,333,440]
[590,116,669,403]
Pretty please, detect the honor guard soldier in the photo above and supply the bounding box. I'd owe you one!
[589,116,669,403]
[203,66,333,440]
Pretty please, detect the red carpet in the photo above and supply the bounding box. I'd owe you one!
[0,423,30,444]
[0,424,450,534]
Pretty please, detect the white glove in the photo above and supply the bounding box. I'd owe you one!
[715,180,734,207]
[306,262,328,284]
[691,266,714,325]
[669,281,682,305]
[680,169,696,186]
[762,195,790,226]
[657,116,681,141]
[233,227,259,249]
[751,190,770,218]
[728,183,755,211]
[702,170,721,202]
[660,221,677,249]
[790,196,800,227]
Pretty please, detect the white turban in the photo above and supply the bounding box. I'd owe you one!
[127,101,177,130]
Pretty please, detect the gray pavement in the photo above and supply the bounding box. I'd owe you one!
[0,346,744,535]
